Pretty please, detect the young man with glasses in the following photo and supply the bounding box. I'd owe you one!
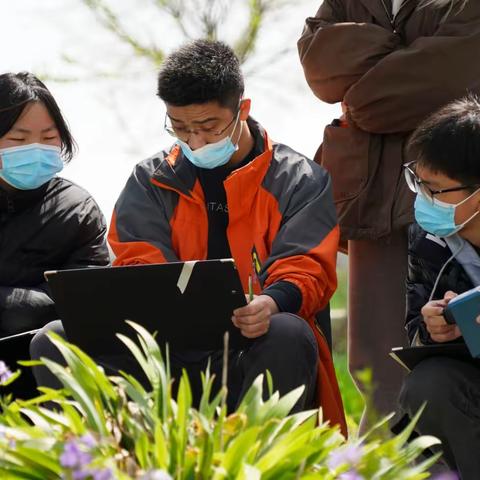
[31,40,346,433]
[396,95,480,478]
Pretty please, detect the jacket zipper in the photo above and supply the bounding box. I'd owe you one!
[7,198,14,215]
[380,0,412,33]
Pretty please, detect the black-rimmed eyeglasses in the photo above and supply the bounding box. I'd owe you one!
[403,161,480,204]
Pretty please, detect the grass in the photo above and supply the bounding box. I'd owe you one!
[330,267,348,312]
[329,264,364,424]
[333,352,364,426]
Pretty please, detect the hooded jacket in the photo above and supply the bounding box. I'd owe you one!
[298,0,480,241]
[0,177,109,335]
[108,118,347,434]
[406,223,474,345]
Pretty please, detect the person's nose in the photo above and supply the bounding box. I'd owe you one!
[187,132,207,150]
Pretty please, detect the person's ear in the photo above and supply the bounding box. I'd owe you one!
[239,98,251,121]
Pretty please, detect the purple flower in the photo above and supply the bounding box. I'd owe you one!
[60,440,92,469]
[339,472,364,480]
[432,473,460,480]
[80,433,97,449]
[139,470,174,480]
[67,467,112,480]
[328,444,364,470]
[72,470,90,480]
[0,361,13,384]
[91,468,113,480]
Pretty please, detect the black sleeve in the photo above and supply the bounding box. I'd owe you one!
[0,282,57,334]
[61,196,110,269]
[262,281,303,314]
[405,260,434,345]
[405,229,434,345]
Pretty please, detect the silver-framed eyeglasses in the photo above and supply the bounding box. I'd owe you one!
[403,161,480,205]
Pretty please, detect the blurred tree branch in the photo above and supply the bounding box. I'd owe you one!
[82,0,165,65]
[79,0,294,67]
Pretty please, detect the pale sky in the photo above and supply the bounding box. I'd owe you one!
[1,0,339,220]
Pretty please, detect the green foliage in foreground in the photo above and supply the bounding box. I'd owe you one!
[333,353,365,426]
[0,322,441,479]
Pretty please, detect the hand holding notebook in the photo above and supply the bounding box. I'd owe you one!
[443,286,480,358]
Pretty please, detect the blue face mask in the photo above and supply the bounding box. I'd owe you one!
[414,190,480,237]
[0,143,63,190]
[177,114,242,169]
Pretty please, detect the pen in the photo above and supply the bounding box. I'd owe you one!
[248,274,254,302]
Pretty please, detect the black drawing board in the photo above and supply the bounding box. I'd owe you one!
[45,259,248,356]
[390,343,472,372]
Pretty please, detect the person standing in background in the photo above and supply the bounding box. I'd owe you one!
[297,0,480,426]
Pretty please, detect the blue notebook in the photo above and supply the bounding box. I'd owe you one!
[443,286,480,358]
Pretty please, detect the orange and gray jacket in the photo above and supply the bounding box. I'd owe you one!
[108,118,346,434]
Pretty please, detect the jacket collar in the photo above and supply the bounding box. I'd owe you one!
[394,0,417,28]
[151,117,272,198]
[0,182,49,214]
[358,0,416,30]
[360,0,394,29]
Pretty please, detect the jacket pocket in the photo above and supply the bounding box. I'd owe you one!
[320,121,372,203]
[315,121,388,241]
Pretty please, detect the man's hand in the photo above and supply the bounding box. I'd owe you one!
[421,291,461,343]
[232,295,279,339]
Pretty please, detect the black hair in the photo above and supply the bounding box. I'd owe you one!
[0,72,76,162]
[157,40,244,111]
[408,94,480,188]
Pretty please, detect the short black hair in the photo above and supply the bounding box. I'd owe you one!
[157,40,244,111]
[0,72,76,162]
[409,94,480,188]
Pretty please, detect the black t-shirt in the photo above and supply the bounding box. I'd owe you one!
[195,146,302,315]
[195,148,257,260]
[176,133,302,363]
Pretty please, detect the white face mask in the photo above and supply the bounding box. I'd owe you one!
[177,113,242,169]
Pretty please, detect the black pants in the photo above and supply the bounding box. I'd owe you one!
[398,356,480,480]
[30,313,319,413]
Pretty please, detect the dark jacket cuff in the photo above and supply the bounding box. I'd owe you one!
[262,281,302,314]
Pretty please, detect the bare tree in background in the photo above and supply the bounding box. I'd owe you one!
[79,0,294,70]
[41,0,304,153]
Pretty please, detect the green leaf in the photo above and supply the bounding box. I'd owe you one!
[265,370,274,398]
[116,333,155,386]
[222,427,260,475]
[0,370,21,387]
[6,445,62,476]
[40,358,107,435]
[254,415,317,473]
[134,430,151,469]
[174,370,192,474]
[153,419,169,469]
[18,360,44,367]
[238,463,261,480]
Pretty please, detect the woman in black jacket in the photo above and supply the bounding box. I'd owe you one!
[0,72,110,336]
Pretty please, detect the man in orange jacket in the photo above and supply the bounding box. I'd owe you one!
[32,40,346,433]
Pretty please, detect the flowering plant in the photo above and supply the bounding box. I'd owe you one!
[0,322,441,479]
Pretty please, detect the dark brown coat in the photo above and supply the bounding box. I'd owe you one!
[298,0,480,240]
